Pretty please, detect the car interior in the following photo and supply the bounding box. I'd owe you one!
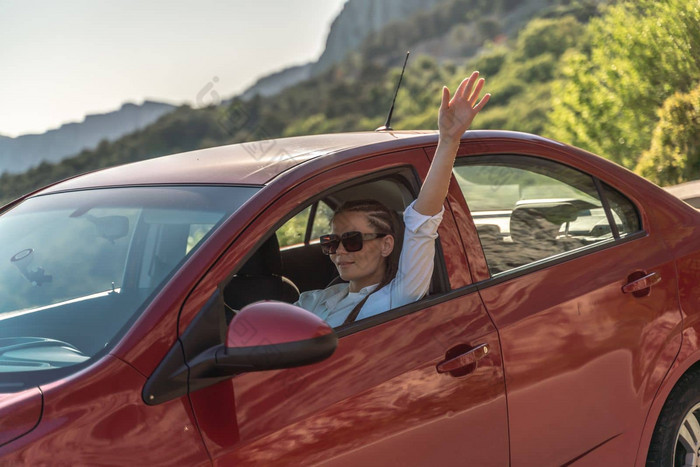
[474,198,611,274]
[222,173,447,319]
[454,157,639,276]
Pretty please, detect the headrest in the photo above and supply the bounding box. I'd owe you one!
[476,224,500,237]
[509,202,577,243]
[238,235,283,276]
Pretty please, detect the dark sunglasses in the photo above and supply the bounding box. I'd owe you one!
[319,231,388,255]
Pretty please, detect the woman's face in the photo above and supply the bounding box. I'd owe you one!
[330,211,394,292]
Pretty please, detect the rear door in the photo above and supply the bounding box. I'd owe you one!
[180,149,509,466]
[449,145,682,466]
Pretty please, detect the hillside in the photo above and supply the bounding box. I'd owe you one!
[242,0,448,99]
[0,101,175,174]
[0,0,608,204]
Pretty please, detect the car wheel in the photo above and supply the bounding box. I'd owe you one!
[647,369,700,466]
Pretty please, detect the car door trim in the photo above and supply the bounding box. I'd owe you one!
[336,282,480,338]
[473,231,647,290]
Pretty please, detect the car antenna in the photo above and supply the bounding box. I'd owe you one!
[375,51,410,132]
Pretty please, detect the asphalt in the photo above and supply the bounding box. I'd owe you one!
[664,180,700,208]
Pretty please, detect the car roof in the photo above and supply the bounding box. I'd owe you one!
[39,130,551,194]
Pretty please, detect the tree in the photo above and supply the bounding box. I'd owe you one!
[513,15,584,61]
[547,0,700,168]
[636,85,700,186]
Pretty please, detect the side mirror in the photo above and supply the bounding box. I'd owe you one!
[217,301,337,372]
[143,295,337,405]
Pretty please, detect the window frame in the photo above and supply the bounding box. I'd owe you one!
[221,164,452,333]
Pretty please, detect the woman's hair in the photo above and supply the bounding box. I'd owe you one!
[331,199,405,290]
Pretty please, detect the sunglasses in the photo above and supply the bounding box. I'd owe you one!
[319,231,388,255]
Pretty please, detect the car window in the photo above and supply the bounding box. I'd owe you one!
[310,202,334,240]
[277,205,311,248]
[602,183,641,236]
[454,156,638,275]
[276,201,333,248]
[223,173,445,326]
[0,185,257,387]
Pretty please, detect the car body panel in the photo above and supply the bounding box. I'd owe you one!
[35,130,547,194]
[193,295,506,466]
[1,130,700,465]
[634,236,700,465]
[478,240,680,466]
[0,356,209,465]
[442,138,692,465]
[0,387,42,447]
[40,131,441,192]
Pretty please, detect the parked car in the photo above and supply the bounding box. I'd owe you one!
[1,130,700,466]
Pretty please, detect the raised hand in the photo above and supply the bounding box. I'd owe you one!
[438,71,490,144]
[414,71,490,216]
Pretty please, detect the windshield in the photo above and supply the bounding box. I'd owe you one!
[0,185,257,389]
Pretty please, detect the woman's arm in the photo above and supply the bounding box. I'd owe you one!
[413,71,490,216]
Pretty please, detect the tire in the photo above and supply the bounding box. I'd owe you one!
[647,369,700,466]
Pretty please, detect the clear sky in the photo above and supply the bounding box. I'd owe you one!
[0,0,347,137]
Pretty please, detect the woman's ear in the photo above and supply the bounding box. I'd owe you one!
[380,235,395,257]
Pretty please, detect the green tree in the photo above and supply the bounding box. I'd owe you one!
[547,0,700,168]
[513,16,585,61]
[471,15,585,135]
[636,85,700,186]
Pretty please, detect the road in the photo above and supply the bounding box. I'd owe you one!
[664,180,700,208]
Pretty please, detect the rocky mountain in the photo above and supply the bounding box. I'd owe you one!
[312,0,448,72]
[240,63,314,100]
[0,101,175,174]
[241,0,449,99]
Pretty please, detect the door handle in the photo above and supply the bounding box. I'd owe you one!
[437,343,490,374]
[622,271,661,297]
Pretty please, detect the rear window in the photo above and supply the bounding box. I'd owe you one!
[454,156,641,275]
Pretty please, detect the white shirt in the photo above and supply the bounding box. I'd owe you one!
[295,201,444,327]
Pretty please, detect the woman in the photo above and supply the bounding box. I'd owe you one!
[296,72,490,327]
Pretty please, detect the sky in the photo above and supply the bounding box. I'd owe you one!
[0,0,347,137]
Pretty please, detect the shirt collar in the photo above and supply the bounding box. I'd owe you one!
[323,283,378,309]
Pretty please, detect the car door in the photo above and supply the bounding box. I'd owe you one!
[448,144,682,466]
[179,149,509,466]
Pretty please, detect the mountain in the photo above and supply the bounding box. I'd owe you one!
[240,63,315,100]
[242,0,604,100]
[0,101,176,174]
[313,0,448,72]
[240,0,449,100]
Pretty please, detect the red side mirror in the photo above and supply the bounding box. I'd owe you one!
[227,301,332,347]
[217,301,337,372]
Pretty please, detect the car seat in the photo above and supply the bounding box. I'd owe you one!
[508,203,569,267]
[224,235,300,314]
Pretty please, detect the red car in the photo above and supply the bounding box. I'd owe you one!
[1,130,699,466]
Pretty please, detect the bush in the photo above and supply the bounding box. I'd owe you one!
[636,85,700,186]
